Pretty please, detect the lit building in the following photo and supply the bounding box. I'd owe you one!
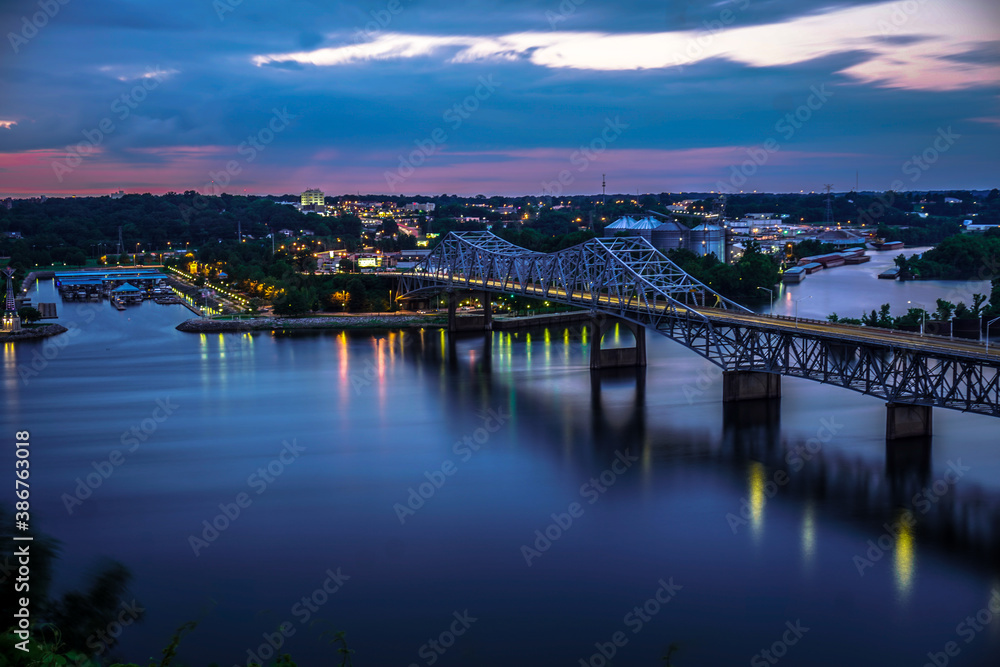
[301,189,324,206]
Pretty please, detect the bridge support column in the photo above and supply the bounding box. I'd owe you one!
[482,292,492,331]
[722,371,781,402]
[885,403,932,441]
[446,291,458,333]
[589,316,646,370]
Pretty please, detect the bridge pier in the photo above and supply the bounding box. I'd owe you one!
[446,290,493,333]
[588,316,646,370]
[446,290,457,331]
[722,371,781,402]
[885,402,933,441]
[483,292,492,330]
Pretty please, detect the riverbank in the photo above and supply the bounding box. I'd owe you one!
[176,313,439,332]
[0,323,68,342]
[176,309,596,333]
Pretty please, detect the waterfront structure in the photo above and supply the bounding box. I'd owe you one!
[2,267,21,332]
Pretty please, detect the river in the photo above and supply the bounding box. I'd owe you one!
[3,254,1000,666]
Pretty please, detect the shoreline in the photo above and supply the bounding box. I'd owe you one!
[175,310,591,333]
[176,314,441,333]
[0,323,69,342]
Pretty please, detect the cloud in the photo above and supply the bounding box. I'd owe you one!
[252,1,1000,92]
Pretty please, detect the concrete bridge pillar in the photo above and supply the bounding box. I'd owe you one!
[446,290,458,332]
[589,316,646,370]
[447,290,493,333]
[482,292,492,331]
[722,371,781,402]
[885,402,933,440]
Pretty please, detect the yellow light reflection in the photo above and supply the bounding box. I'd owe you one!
[748,462,766,538]
[338,331,348,384]
[894,513,915,600]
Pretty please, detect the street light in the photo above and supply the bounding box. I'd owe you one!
[987,316,1000,355]
[757,286,774,312]
[907,300,926,336]
[794,295,812,329]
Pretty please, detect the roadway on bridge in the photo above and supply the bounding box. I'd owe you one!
[443,276,999,360]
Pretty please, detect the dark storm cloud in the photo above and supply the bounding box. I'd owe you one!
[0,0,997,194]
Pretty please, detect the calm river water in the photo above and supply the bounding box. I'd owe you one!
[3,249,1000,666]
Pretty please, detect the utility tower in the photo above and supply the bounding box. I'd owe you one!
[712,193,727,222]
[116,226,124,256]
[602,174,606,208]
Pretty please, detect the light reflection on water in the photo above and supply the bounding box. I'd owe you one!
[5,278,1000,666]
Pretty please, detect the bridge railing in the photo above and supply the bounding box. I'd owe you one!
[728,311,993,351]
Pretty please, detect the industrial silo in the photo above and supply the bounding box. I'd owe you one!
[689,224,725,259]
[650,220,690,252]
[604,216,639,238]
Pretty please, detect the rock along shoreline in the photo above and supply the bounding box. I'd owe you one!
[0,324,69,343]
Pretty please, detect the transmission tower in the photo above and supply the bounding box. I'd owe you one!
[823,184,834,225]
[116,226,124,256]
[712,193,727,223]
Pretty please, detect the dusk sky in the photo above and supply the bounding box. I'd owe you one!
[0,0,998,197]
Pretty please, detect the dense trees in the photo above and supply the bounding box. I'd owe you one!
[905,234,1000,280]
[666,242,780,301]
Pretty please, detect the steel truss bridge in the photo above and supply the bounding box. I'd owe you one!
[399,231,1000,419]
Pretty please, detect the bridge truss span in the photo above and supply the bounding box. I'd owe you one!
[400,231,1000,418]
